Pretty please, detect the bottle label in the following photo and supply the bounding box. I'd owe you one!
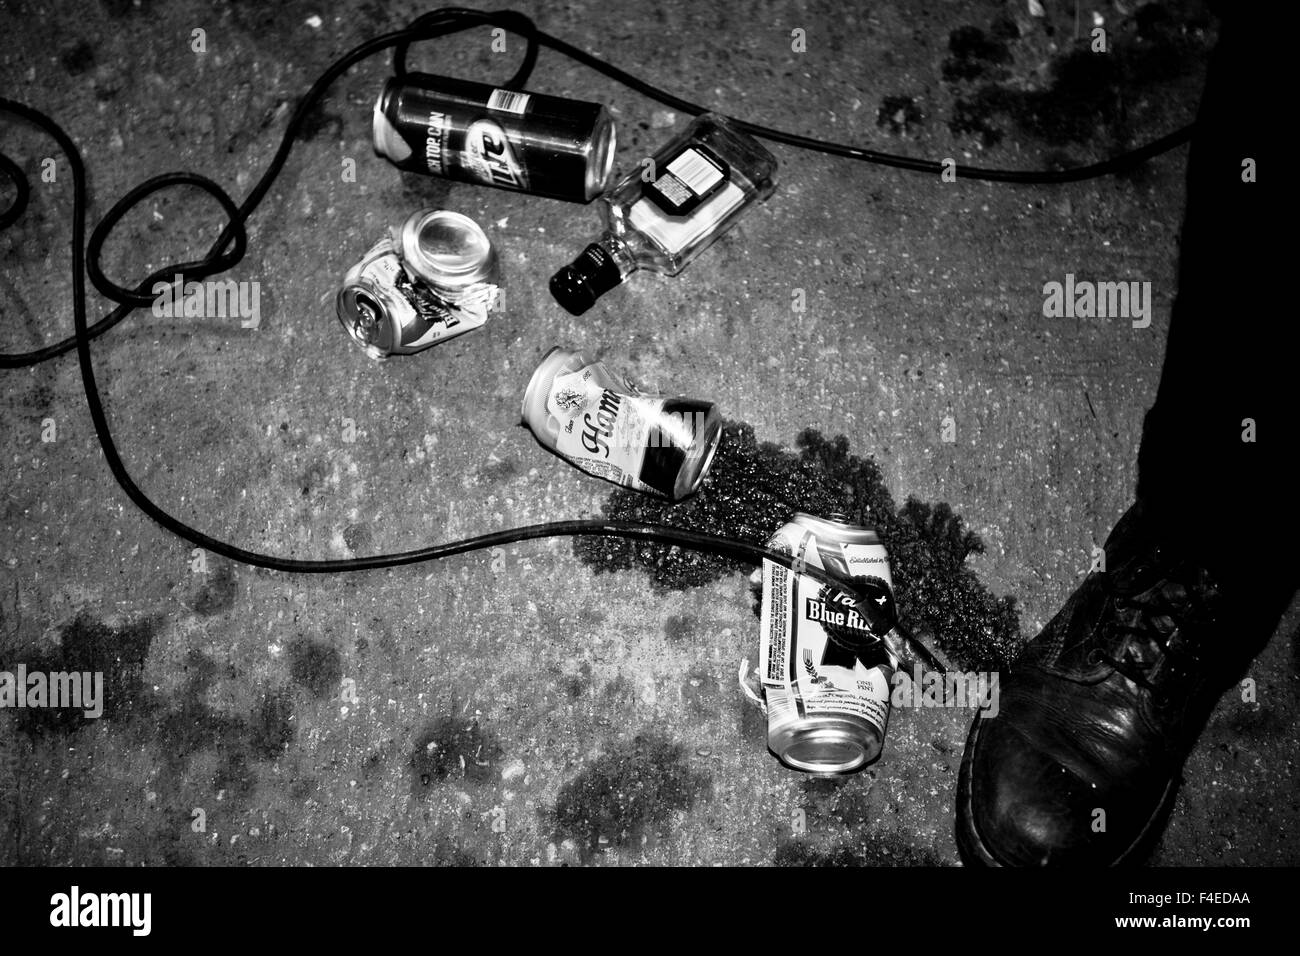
[628,180,746,255]
[460,118,529,190]
[644,145,728,216]
[486,88,531,115]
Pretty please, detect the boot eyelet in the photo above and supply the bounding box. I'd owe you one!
[1086,649,1105,666]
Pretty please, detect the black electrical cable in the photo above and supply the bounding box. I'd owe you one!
[475,13,1195,184]
[2,7,1195,362]
[0,7,1191,670]
[0,153,29,230]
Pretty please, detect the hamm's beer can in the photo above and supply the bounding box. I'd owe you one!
[336,208,499,360]
[758,513,897,776]
[373,73,616,203]
[521,347,722,500]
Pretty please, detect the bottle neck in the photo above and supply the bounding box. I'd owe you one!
[549,233,638,316]
[594,231,639,279]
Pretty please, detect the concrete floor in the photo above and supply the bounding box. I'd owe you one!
[1,0,1295,866]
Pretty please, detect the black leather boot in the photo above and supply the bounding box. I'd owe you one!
[955,502,1287,866]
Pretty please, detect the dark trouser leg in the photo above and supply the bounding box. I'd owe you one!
[956,10,1294,866]
[1136,9,1296,624]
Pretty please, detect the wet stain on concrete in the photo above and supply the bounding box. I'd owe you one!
[248,687,296,759]
[680,664,720,718]
[798,773,891,830]
[1222,705,1293,742]
[212,749,257,801]
[799,774,852,818]
[224,0,319,38]
[551,733,711,858]
[876,95,924,136]
[342,522,372,555]
[951,52,1123,149]
[601,674,635,708]
[578,423,1022,670]
[59,40,96,76]
[662,614,698,643]
[151,810,200,867]
[944,6,1208,150]
[156,654,223,748]
[736,686,767,742]
[428,841,485,866]
[100,0,155,18]
[941,26,1011,83]
[60,613,156,720]
[563,662,593,700]
[399,171,453,208]
[409,713,504,794]
[360,738,399,789]
[152,651,296,793]
[286,635,343,698]
[296,96,345,142]
[189,562,239,617]
[296,460,330,498]
[2,612,159,733]
[478,458,520,483]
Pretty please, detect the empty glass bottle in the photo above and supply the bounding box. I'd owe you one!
[549,113,778,315]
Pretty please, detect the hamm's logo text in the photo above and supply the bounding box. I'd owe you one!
[580,390,709,456]
[50,886,151,936]
[152,275,261,329]
[581,388,622,457]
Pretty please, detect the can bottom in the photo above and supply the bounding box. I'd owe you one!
[770,716,882,776]
[673,407,723,499]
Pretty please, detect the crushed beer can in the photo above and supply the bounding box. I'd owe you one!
[521,346,722,500]
[750,512,899,776]
[336,208,499,360]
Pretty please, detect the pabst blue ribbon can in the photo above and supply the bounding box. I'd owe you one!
[758,512,898,776]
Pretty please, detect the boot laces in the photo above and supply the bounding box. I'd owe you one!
[1090,568,1215,694]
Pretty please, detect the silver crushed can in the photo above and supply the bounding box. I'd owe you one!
[336,208,499,360]
[757,512,897,776]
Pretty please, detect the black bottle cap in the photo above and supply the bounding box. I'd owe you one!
[549,243,624,316]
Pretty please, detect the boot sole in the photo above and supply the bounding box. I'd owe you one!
[955,711,1179,867]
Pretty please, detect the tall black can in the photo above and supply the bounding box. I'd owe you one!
[372,73,616,203]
